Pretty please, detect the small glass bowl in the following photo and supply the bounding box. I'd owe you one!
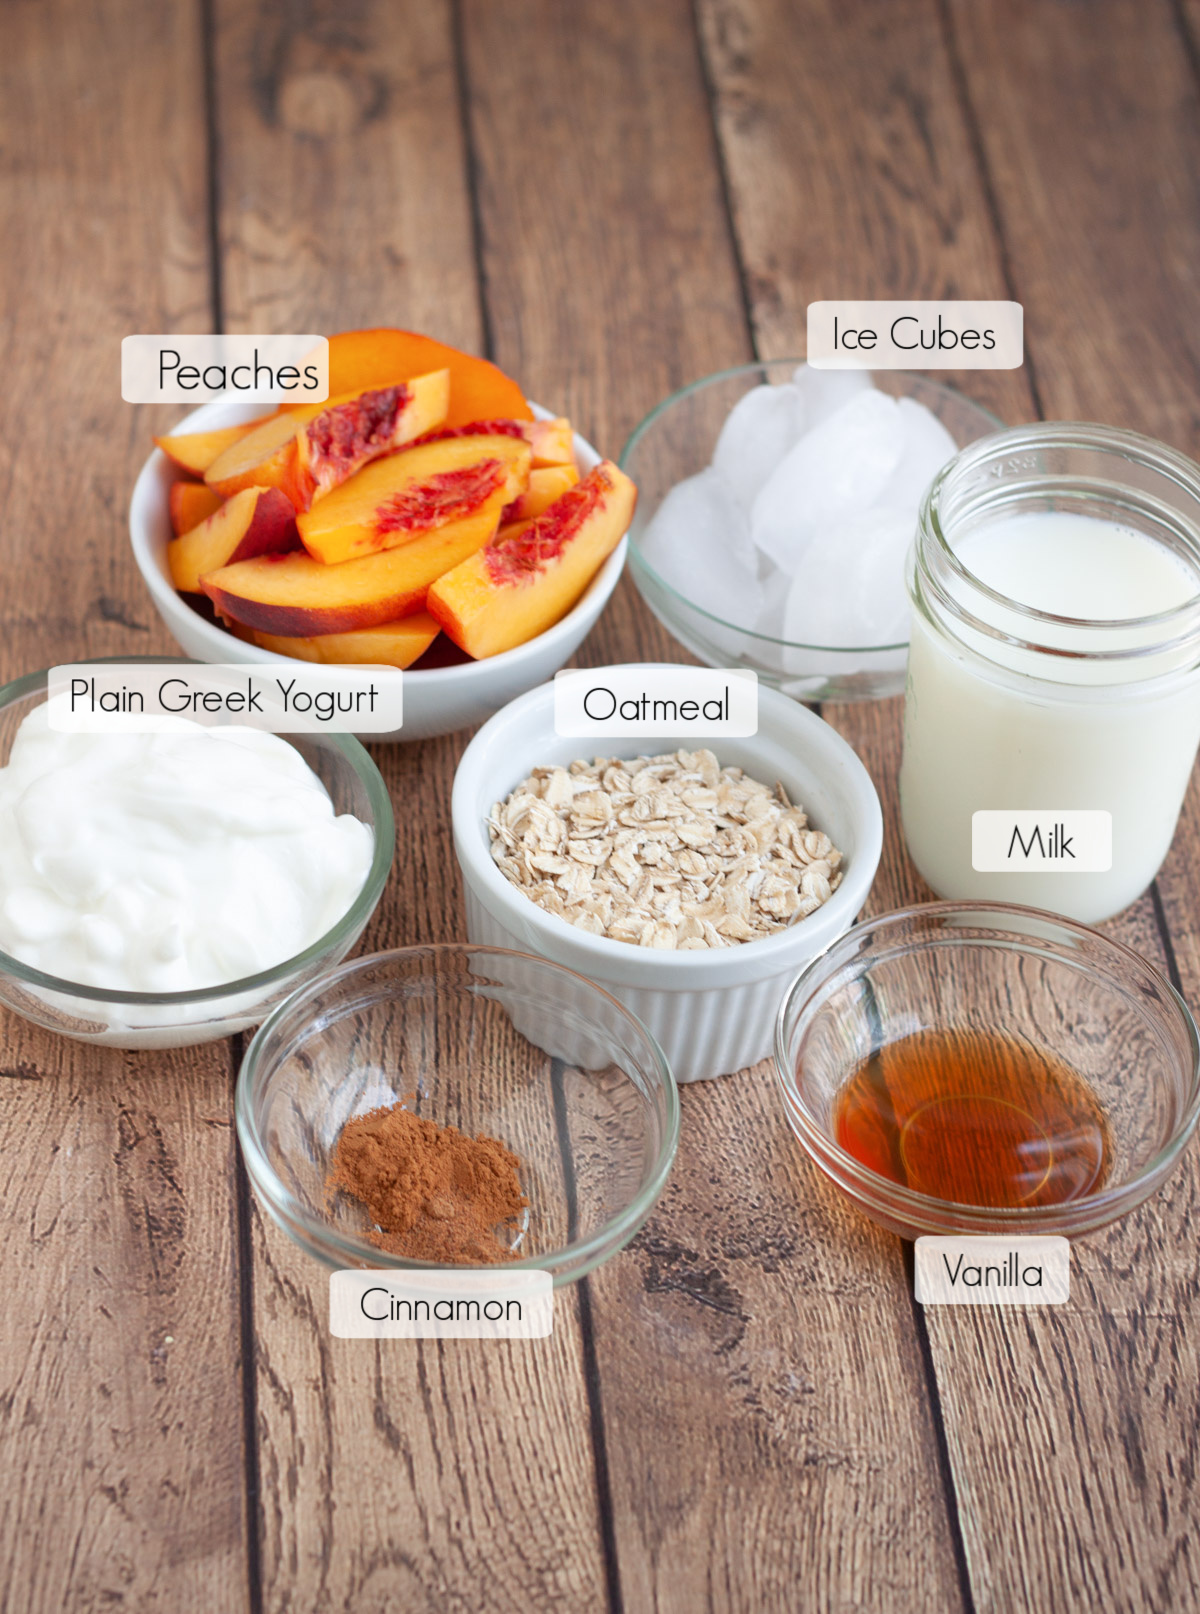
[620,361,1001,702]
[774,902,1200,1239]
[235,945,680,1285]
[0,659,394,1049]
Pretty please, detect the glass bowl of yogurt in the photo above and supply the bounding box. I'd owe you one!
[620,361,1001,702]
[0,658,394,1048]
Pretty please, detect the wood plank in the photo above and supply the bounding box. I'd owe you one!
[0,2,249,1610]
[837,682,1197,1612]
[209,3,611,1607]
[702,1,1200,1608]
[950,0,1200,442]
[462,3,967,1607]
[696,0,1023,419]
[460,0,745,675]
[254,1250,606,1611]
[928,2,1200,1607]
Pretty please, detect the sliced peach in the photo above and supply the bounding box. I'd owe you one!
[501,463,578,524]
[524,417,575,468]
[494,518,532,545]
[427,461,635,659]
[414,418,526,445]
[202,412,306,502]
[167,486,299,594]
[155,422,262,477]
[205,371,450,509]
[169,481,224,536]
[280,329,532,429]
[248,613,440,669]
[296,435,531,565]
[415,416,576,470]
[200,486,511,635]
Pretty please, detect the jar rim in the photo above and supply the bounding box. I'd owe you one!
[915,421,1200,668]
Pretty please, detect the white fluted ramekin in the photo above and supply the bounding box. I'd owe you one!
[452,669,882,1081]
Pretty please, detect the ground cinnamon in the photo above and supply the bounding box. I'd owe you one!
[326,1102,528,1264]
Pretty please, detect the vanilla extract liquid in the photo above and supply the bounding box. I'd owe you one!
[834,1027,1111,1209]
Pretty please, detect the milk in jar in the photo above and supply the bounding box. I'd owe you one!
[900,423,1200,923]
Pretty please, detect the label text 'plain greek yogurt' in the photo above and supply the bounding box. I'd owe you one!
[806,301,1023,369]
[914,1237,1070,1305]
[48,663,404,734]
[330,1270,554,1339]
[554,667,758,738]
[122,334,329,403]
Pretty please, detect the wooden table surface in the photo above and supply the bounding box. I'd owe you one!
[4,2,1200,1610]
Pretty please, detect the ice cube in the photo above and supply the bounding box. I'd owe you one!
[793,363,872,425]
[754,567,790,639]
[639,468,764,627]
[750,389,906,570]
[782,505,916,649]
[877,397,960,515]
[711,382,803,511]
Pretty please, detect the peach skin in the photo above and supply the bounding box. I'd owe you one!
[427,460,635,659]
[167,486,299,595]
[280,328,533,429]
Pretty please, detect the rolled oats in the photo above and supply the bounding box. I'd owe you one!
[488,749,844,950]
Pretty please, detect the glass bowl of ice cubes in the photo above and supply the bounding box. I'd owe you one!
[620,362,1002,702]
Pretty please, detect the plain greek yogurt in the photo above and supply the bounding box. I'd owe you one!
[0,705,374,994]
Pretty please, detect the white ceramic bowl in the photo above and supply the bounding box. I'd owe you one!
[452,668,883,1081]
[129,396,628,742]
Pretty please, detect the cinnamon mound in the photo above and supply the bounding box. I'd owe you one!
[326,1103,528,1265]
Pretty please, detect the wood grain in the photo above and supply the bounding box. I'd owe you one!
[696,0,1021,418]
[4,1,1200,1609]
[210,2,610,1607]
[923,2,1200,1607]
[213,0,481,342]
[0,2,248,1611]
[701,1,1200,1609]
[948,0,1200,443]
[462,3,966,1608]
[460,0,749,677]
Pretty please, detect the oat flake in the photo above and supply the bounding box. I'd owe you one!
[488,749,844,949]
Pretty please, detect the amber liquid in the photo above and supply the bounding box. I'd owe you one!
[834,1027,1111,1209]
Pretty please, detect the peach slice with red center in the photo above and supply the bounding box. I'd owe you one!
[155,420,269,477]
[427,460,635,659]
[279,329,532,429]
[416,416,576,469]
[205,371,450,509]
[200,480,515,635]
[296,435,531,565]
[246,613,440,668]
[501,463,578,524]
[167,486,299,594]
[169,481,224,536]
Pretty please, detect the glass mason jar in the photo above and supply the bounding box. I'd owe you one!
[900,423,1200,925]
